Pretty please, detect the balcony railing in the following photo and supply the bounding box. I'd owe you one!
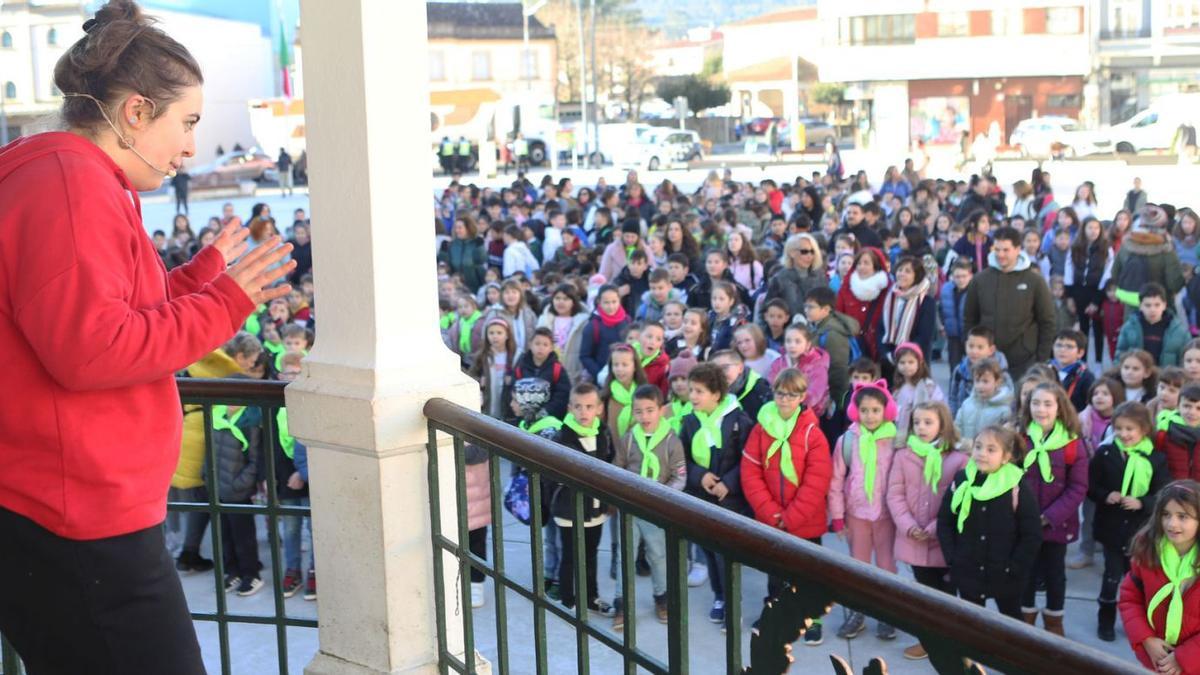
[424,397,1143,675]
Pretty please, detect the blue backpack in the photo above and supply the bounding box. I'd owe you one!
[818,330,863,364]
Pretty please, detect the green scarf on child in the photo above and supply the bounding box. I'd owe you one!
[757,402,802,486]
[457,311,483,353]
[632,423,671,481]
[669,400,693,434]
[1116,437,1154,499]
[949,459,1024,533]
[634,342,661,369]
[856,422,896,504]
[1024,420,1074,483]
[906,435,945,493]
[691,394,739,470]
[1158,409,1185,432]
[610,380,636,436]
[1149,538,1199,646]
[563,413,600,438]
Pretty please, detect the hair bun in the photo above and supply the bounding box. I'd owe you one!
[92,0,147,27]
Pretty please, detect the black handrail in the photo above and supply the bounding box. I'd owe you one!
[424,397,1143,675]
[177,377,287,402]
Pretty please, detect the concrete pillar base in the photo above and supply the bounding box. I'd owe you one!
[306,650,491,675]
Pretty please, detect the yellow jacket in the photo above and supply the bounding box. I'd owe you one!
[172,349,243,489]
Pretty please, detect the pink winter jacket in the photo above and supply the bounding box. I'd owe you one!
[829,424,895,523]
[893,378,945,445]
[465,460,492,531]
[885,447,969,567]
[767,347,831,415]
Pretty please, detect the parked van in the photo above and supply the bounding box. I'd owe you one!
[1094,93,1200,154]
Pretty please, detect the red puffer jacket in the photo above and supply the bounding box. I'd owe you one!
[741,406,832,539]
[1120,557,1200,672]
[834,247,890,362]
[1157,424,1200,482]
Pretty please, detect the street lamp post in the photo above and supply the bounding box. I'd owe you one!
[575,0,587,168]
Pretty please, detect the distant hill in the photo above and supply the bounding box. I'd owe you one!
[634,0,815,36]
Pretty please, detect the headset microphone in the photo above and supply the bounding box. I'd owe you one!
[127,144,177,178]
[63,92,178,178]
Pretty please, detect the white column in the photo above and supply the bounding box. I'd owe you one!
[290,1,479,674]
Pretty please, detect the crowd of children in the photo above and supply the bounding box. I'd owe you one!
[437,166,1200,668]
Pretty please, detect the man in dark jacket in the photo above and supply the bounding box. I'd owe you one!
[956,174,1005,223]
[833,202,882,250]
[963,227,1056,380]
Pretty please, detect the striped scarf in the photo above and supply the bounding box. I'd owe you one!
[880,277,931,346]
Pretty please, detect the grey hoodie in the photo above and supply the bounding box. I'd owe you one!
[954,384,1014,446]
[962,250,1056,378]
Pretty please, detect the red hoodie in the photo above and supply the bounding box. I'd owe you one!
[0,132,255,540]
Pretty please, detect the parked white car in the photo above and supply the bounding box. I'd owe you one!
[619,129,703,171]
[1093,93,1200,154]
[1009,117,1096,158]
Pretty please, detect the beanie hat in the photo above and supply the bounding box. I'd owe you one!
[622,218,642,235]
[1137,204,1169,235]
[668,354,698,380]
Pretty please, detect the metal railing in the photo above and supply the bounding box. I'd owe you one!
[424,397,1142,675]
[174,378,317,675]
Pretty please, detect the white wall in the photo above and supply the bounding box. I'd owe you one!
[427,38,556,101]
[152,9,275,166]
[0,9,83,115]
[722,21,819,74]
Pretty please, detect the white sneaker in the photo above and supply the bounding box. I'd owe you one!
[471,582,485,608]
[1066,551,1094,569]
[687,563,708,588]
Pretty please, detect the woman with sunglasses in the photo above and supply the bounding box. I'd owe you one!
[764,233,829,318]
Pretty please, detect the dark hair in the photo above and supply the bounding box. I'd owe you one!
[975,425,1027,464]
[57,1,203,131]
[530,327,555,344]
[805,286,836,309]
[1018,382,1083,437]
[1089,375,1126,408]
[711,280,740,308]
[1054,329,1087,352]
[666,252,690,268]
[1113,401,1154,436]
[849,357,881,379]
[1183,383,1200,404]
[649,268,670,285]
[629,249,649,264]
[571,382,601,400]
[971,358,1004,381]
[1130,481,1200,573]
[1140,282,1167,303]
[853,386,888,410]
[688,362,728,399]
[965,325,995,344]
[893,255,926,285]
[1160,366,1186,389]
[633,383,664,405]
[893,343,930,386]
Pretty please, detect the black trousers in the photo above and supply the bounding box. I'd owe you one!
[469,526,488,583]
[912,565,954,595]
[946,338,965,374]
[558,523,603,608]
[220,503,260,579]
[0,506,204,675]
[1022,541,1068,613]
[175,190,189,214]
[1100,543,1131,604]
[960,589,1022,620]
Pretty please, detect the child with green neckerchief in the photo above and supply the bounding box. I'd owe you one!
[679,362,753,629]
[1120,480,1200,673]
[609,384,686,632]
[545,383,615,616]
[1088,401,1170,642]
[602,343,647,453]
[937,425,1042,621]
[1017,382,1088,635]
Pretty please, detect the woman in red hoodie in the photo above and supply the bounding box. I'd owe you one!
[742,368,833,644]
[0,3,293,673]
[836,247,891,361]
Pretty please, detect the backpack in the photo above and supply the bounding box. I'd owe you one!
[1116,250,1152,300]
[818,330,863,364]
[514,361,562,387]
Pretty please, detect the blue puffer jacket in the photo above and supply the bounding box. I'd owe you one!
[579,312,631,381]
[939,280,967,340]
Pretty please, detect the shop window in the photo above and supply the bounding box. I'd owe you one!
[1046,94,1082,109]
[841,14,915,45]
[1046,7,1081,34]
[937,12,969,37]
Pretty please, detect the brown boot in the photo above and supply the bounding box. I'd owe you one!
[1043,613,1065,637]
[1021,610,1039,626]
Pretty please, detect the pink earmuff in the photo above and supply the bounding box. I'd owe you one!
[846,378,898,423]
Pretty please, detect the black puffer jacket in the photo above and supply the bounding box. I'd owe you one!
[205,405,264,503]
[679,406,752,515]
[1088,443,1170,551]
[543,424,613,524]
[937,468,1043,599]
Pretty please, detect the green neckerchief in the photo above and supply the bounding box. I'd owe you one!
[632,423,671,481]
[626,244,637,259]
[457,311,483,353]
[1115,436,1154,499]
[1023,420,1074,483]
[212,405,249,452]
[669,399,693,434]
[691,394,740,470]
[1159,409,1185,432]
[1149,538,1199,646]
[440,313,454,331]
[520,416,562,435]
[277,408,295,459]
[610,380,636,436]
[562,413,600,438]
[737,370,763,402]
[906,435,946,494]
[950,460,1025,533]
[263,339,285,356]
[757,402,802,486]
[244,307,264,337]
[633,342,661,369]
[857,422,897,504]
